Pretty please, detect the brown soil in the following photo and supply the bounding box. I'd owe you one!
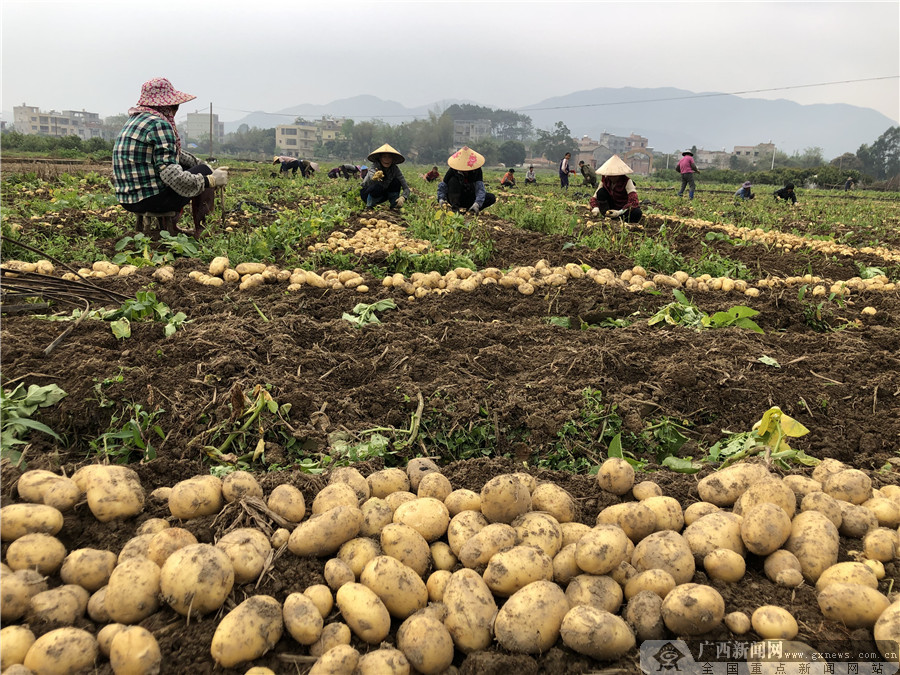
[2,193,899,673]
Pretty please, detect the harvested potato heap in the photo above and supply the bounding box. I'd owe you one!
[309,217,433,256]
[2,457,898,674]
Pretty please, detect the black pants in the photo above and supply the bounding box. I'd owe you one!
[593,187,642,223]
[122,164,212,214]
[451,192,496,212]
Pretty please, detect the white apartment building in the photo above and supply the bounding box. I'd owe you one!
[13,105,102,139]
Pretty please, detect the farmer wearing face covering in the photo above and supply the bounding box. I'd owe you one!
[436,146,496,215]
[112,78,227,237]
[588,154,642,223]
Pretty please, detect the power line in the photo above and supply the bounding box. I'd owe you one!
[208,76,898,121]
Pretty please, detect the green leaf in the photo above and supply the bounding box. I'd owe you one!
[732,317,764,334]
[607,433,623,458]
[662,456,700,473]
[758,356,781,368]
[5,417,62,440]
[111,318,131,339]
[546,316,571,328]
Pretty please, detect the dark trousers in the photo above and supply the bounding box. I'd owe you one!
[593,187,642,223]
[451,192,496,212]
[122,164,212,214]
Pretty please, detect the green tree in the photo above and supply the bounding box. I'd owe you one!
[830,152,864,172]
[498,140,526,167]
[532,121,576,162]
[857,126,900,180]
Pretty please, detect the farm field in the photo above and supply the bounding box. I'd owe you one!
[1,158,899,674]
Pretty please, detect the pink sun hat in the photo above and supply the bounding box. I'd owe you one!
[136,78,196,107]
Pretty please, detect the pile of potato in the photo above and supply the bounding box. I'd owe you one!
[308,218,432,256]
[2,455,899,674]
[1,260,55,276]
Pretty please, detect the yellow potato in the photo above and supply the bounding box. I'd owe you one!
[329,467,370,502]
[823,468,872,504]
[335,582,391,644]
[443,488,481,516]
[288,505,363,557]
[360,555,428,619]
[838,501,878,538]
[367,468,410,498]
[430,541,457,571]
[785,510,840,582]
[1,569,46,622]
[6,532,66,574]
[874,600,900,661]
[208,256,230,277]
[480,474,532,524]
[109,626,162,675]
[338,537,382,579]
[406,458,440,491]
[136,518,170,536]
[530,482,576,523]
[863,527,899,561]
[309,644,360,675]
[384,491,417,512]
[117,533,154,563]
[800,491,843,528]
[560,521,592,547]
[160,544,234,617]
[396,612,454,675]
[105,557,161,624]
[483,545,553,596]
[560,605,636,660]
[596,502,658,543]
[724,611,752,634]
[216,527,272,584]
[359,497,394,537]
[565,573,623,613]
[683,511,746,562]
[815,561,879,591]
[447,509,489,556]
[27,584,89,624]
[441,568,497,652]
[632,480,663,500]
[83,465,145,522]
[494,580,569,654]
[740,502,792,556]
[513,511,563,557]
[0,625,35,671]
[661,583,725,635]
[283,592,324,645]
[147,527,198,568]
[631,530,696,584]
[312,482,360,514]
[235,262,267,275]
[303,584,334,619]
[23,627,98,675]
[168,475,223,519]
[683,502,720,526]
[356,648,410,675]
[738,478,797,518]
[703,548,746,582]
[222,470,263,502]
[0,503,64,541]
[697,463,771,506]
[380,523,429,576]
[392,497,450,542]
[624,590,665,641]
[574,524,629,575]
[324,558,355,590]
[211,595,283,668]
[87,586,110,623]
[309,623,351,658]
[624,569,676,600]
[458,522,516,568]
[817,582,890,628]
[417,472,452,500]
[597,457,635,495]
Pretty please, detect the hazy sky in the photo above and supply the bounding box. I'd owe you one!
[2,0,898,127]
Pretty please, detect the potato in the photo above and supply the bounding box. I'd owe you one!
[105,556,160,624]
[384,491,417,511]
[430,541,457,571]
[838,501,878,538]
[633,480,663,500]
[683,511,746,562]
[208,256,230,276]
[823,468,872,504]
[483,545,553,596]
[313,482,360,514]
[697,463,770,506]
[443,488,480,516]
[1,569,46,622]
[332,582,391,645]
[392,497,449,542]
[426,570,451,602]
[168,475,223,519]
[815,561,879,591]
[863,527,899,561]
[0,503,64,541]
[624,569,676,600]
[397,612,454,675]
[784,510,839,582]
[27,584,89,624]
[6,532,66,574]
[148,487,172,502]
[23,627,98,675]
[560,521,592,547]
[683,502,720,526]
[288,505,363,557]
[324,558,355,590]
[817,582,890,628]
[216,527,272,584]
[632,530,696,584]
[118,533,153,562]
[565,573,623,613]
[703,548,746,582]
[783,475,822,498]
[738,478,797,518]
[367,468,410,498]
[356,648,410,675]
[740,502,792,556]
[480,474,532,524]
[87,585,110,623]
[279,593,324,647]
[812,458,849,483]
[447,509,489,556]
[530,483,576,523]
[378,523,429,576]
[0,625,35,671]
[235,262,266,275]
[137,518,170,536]
[303,584,333,619]
[575,524,629,575]
[561,605,635,660]
[222,470,263,502]
[266,484,306,524]
[160,544,234,617]
[864,497,900,528]
[84,465,145,522]
[309,644,360,675]
[763,550,804,587]
[405,458,440,492]
[109,626,161,675]
[360,555,428,619]
[17,469,72,503]
[309,623,351,658]
[661,583,725,634]
[624,590,665,641]
[725,611,752,634]
[597,503,658,543]
[359,497,393,537]
[337,537,381,579]
[147,527,198,568]
[800,491,843,528]
[552,544,580,585]
[211,595,283,668]
[328,467,370,502]
[597,457,635,495]
[441,568,498,652]
[513,511,563,557]
[417,472,452,500]
[865,559,886,580]
[874,600,900,661]
[641,495,684,532]
[494,580,569,654]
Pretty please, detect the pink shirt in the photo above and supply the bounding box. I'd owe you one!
[677,156,697,173]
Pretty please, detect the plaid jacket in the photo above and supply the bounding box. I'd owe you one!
[112,113,204,204]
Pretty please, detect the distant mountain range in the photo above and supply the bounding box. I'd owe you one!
[223,87,896,159]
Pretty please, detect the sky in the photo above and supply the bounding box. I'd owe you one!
[2,0,898,127]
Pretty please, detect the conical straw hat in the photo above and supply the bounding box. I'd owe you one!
[367,143,405,164]
[447,146,485,171]
[595,155,633,176]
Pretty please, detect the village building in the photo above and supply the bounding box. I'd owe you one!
[12,104,103,140]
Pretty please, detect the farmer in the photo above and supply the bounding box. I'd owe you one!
[735,181,755,200]
[274,156,317,178]
[588,154,642,223]
[112,77,227,238]
[340,164,360,179]
[424,166,441,182]
[360,143,410,210]
[437,146,496,215]
[359,165,368,180]
[327,166,342,179]
[676,150,699,200]
[844,177,855,191]
[524,165,537,185]
[774,182,798,205]
[559,152,576,190]
[579,160,598,189]
[500,168,517,188]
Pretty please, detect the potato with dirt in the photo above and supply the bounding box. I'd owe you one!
[631,529,696,584]
[560,605,636,660]
[6,532,67,574]
[0,625,35,671]
[27,584,89,624]
[283,592,325,645]
[661,583,725,634]
[574,524,630,575]
[367,468,410,498]
[530,482,576,523]
[288,505,363,557]
[109,626,162,675]
[596,457,635,495]
[565,573,623,613]
[392,496,450,542]
[58,548,117,592]
[624,590,666,641]
[751,605,798,639]
[447,509,489,556]
[483,544,554,596]
[160,543,234,617]
[697,463,770,506]
[596,502,658,543]
[0,503,64,541]
[360,555,428,619]
[215,527,272,584]
[266,484,306,522]
[494,580,570,653]
[817,582,890,628]
[23,627,99,675]
[82,465,146,522]
[513,511,563,557]
[221,470,263,502]
[334,582,391,644]
[105,556,161,624]
[396,612,455,675]
[480,474,532,523]
[147,527,198,567]
[211,595,284,667]
[168,475,223,519]
[379,523,429,576]
[356,648,411,675]
[442,568,498,652]
[740,502,792,555]
[874,600,900,661]
[784,510,839,582]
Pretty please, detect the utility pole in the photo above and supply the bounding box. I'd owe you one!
[209,103,213,158]
[771,144,776,171]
